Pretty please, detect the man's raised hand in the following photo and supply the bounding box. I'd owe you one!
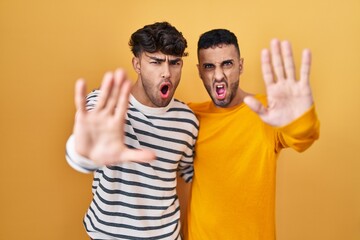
[73,69,156,166]
[244,39,314,127]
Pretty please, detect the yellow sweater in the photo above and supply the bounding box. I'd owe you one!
[187,96,320,240]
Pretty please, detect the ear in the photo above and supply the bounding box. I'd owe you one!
[132,57,141,74]
[196,64,202,79]
[239,58,244,74]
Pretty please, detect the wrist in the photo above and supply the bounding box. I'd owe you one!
[65,135,102,173]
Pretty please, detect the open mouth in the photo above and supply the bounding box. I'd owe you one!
[160,82,170,99]
[215,83,226,100]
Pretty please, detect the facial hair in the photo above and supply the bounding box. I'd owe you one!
[141,74,175,107]
[205,80,239,108]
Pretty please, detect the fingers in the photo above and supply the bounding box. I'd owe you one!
[114,70,132,120]
[300,49,312,84]
[96,72,114,111]
[74,68,131,129]
[261,49,274,86]
[265,39,309,82]
[281,41,296,80]
[95,69,130,114]
[244,96,267,116]
[270,39,285,81]
[105,69,127,114]
[118,148,156,163]
[75,79,87,114]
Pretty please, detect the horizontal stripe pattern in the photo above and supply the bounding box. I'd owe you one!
[68,90,198,239]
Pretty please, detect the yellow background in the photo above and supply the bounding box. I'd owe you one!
[1,0,359,239]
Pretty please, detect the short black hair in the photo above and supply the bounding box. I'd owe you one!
[129,22,188,57]
[197,29,240,57]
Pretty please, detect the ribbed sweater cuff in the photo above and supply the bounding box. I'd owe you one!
[65,135,101,173]
[277,105,319,138]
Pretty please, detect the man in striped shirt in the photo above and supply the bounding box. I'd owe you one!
[66,22,198,240]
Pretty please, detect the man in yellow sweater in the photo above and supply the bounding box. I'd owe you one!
[185,29,320,239]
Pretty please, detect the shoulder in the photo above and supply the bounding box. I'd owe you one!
[187,101,211,113]
[170,99,199,126]
[172,99,197,114]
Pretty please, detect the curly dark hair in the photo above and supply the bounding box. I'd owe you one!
[129,22,188,57]
[197,29,240,57]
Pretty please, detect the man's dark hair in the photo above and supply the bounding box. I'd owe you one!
[197,29,240,57]
[129,22,188,57]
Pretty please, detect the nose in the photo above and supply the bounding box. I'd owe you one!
[161,64,171,79]
[213,67,225,81]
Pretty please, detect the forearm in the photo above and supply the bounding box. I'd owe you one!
[277,105,320,152]
[176,176,192,239]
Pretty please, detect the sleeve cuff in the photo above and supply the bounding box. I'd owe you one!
[276,105,320,138]
[65,135,101,173]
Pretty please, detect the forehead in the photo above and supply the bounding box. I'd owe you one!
[198,44,239,63]
[142,51,181,60]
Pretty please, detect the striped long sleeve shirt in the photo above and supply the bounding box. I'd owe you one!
[66,91,199,240]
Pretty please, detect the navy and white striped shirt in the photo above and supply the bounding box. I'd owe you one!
[66,91,198,240]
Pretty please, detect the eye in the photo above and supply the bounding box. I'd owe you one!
[203,64,214,70]
[170,60,182,66]
[222,61,233,68]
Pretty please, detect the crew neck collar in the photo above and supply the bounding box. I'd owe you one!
[129,94,174,115]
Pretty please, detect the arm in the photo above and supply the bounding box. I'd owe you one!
[177,152,194,239]
[244,39,319,152]
[176,175,192,240]
[275,105,320,152]
[66,69,155,172]
[177,121,198,238]
[244,39,319,151]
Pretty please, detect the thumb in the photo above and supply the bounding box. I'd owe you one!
[244,96,267,116]
[118,148,156,163]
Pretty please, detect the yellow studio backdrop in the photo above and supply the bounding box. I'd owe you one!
[0,0,359,239]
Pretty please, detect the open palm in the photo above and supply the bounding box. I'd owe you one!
[73,69,156,166]
[244,39,314,127]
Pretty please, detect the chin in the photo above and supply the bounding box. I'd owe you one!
[215,101,229,108]
[212,98,230,107]
[156,98,172,107]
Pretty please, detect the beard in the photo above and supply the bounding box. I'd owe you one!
[205,80,239,107]
[141,76,176,108]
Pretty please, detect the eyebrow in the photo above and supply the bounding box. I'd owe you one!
[222,59,234,63]
[145,53,181,63]
[148,56,166,62]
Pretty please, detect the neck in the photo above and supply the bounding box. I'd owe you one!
[226,88,250,108]
[131,79,147,106]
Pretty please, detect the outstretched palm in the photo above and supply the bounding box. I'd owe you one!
[73,69,156,166]
[244,39,314,127]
